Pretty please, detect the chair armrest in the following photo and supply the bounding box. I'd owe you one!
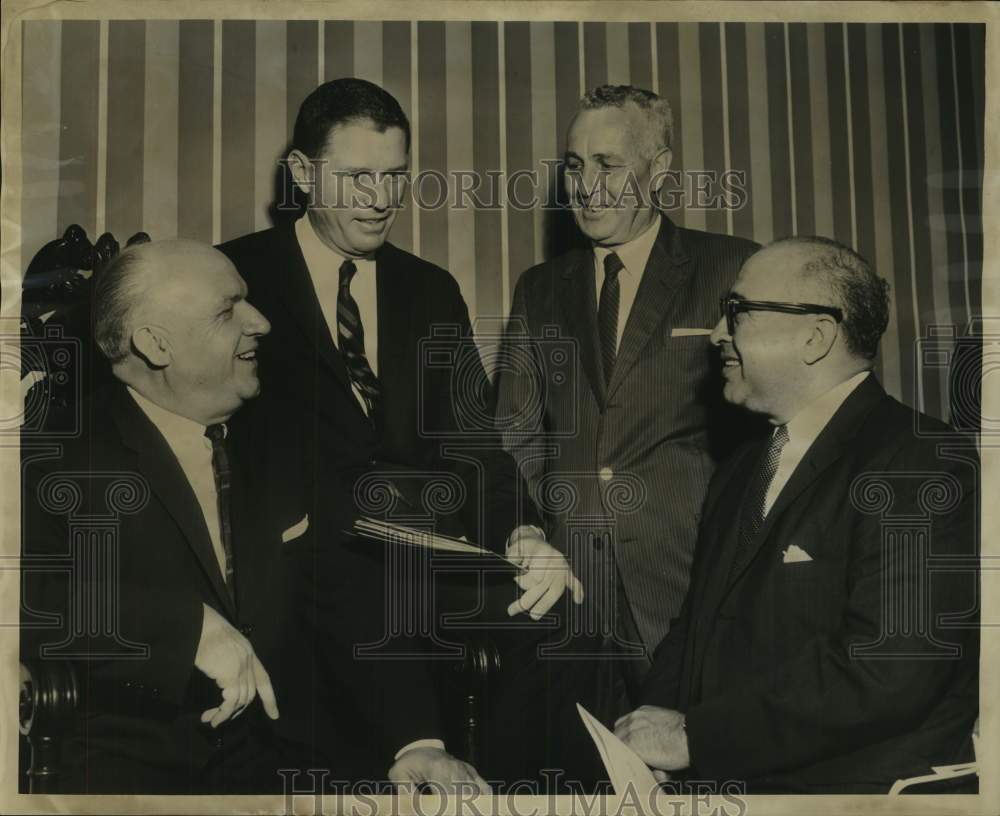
[19,660,80,793]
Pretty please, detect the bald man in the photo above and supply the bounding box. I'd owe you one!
[20,240,491,794]
[20,241,286,793]
[614,237,979,792]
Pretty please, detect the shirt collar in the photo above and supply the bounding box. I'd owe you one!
[295,215,376,276]
[126,386,219,449]
[593,213,661,277]
[782,371,871,450]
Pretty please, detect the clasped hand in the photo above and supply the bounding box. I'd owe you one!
[388,747,491,794]
[194,604,279,727]
[505,534,584,619]
[614,705,690,772]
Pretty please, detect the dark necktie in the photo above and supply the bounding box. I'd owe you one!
[337,259,382,420]
[204,423,236,602]
[730,424,790,579]
[598,252,624,385]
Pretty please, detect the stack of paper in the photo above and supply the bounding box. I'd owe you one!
[350,516,525,570]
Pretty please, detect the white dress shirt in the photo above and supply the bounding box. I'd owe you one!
[127,387,228,579]
[764,371,871,514]
[296,215,378,414]
[592,214,661,352]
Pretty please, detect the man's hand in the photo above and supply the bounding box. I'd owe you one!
[388,747,491,794]
[614,705,690,772]
[194,604,279,727]
[506,532,584,619]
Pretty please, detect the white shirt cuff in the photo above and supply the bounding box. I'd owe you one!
[394,738,446,760]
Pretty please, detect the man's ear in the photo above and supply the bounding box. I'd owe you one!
[650,147,673,194]
[802,316,839,365]
[286,149,315,197]
[131,325,171,369]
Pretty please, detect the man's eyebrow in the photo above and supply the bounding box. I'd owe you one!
[337,165,409,174]
[563,151,626,163]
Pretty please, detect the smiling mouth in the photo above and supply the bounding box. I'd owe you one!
[236,350,257,361]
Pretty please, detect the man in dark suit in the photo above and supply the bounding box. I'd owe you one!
[20,239,471,792]
[20,240,283,792]
[493,85,760,760]
[615,237,979,793]
[218,77,580,787]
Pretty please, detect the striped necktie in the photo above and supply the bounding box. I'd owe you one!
[337,259,382,421]
[204,423,236,603]
[598,252,624,385]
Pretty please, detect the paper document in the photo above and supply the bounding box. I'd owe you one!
[577,703,660,798]
[349,517,524,570]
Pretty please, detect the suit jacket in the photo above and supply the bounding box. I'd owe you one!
[20,384,287,792]
[218,223,536,772]
[218,224,535,552]
[494,216,760,650]
[20,384,441,791]
[643,375,980,792]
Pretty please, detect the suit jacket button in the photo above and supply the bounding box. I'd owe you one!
[598,467,614,482]
[240,623,254,636]
[214,736,224,749]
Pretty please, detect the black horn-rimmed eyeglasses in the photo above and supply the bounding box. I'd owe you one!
[719,297,843,336]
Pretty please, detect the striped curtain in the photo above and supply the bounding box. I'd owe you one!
[20,20,985,421]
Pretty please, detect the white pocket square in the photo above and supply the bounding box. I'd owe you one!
[670,327,712,337]
[281,514,309,543]
[783,544,813,563]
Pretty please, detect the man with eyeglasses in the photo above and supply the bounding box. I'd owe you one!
[219,78,577,790]
[614,236,979,793]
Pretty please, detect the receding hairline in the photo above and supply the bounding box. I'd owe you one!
[567,102,671,160]
[114,241,236,313]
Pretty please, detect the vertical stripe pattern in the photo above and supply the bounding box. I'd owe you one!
[17,21,985,423]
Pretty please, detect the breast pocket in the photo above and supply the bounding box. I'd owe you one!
[660,332,713,350]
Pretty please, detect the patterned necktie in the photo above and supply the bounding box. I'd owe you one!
[204,423,236,601]
[730,424,790,579]
[337,259,382,420]
[598,252,624,385]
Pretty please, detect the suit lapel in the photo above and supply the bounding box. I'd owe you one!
[559,255,606,407]
[111,387,236,618]
[607,217,692,400]
[265,224,356,398]
[692,445,760,626]
[375,245,415,381]
[724,375,887,592]
[228,444,269,619]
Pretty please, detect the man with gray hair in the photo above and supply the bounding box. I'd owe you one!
[492,85,760,780]
[615,237,979,792]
